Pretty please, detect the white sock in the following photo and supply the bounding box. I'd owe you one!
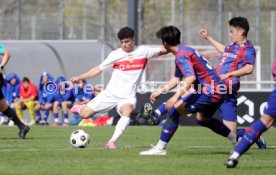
[64,118,69,124]
[230,151,240,160]
[155,110,161,117]
[54,118,59,123]
[110,116,130,142]
[227,132,237,144]
[156,140,167,150]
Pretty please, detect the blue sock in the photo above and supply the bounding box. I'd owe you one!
[35,110,41,122]
[237,128,245,138]
[160,107,180,142]
[234,120,267,156]
[197,118,231,137]
[155,103,167,118]
[43,109,50,121]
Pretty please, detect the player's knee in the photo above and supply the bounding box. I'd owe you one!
[260,114,275,128]
[78,106,93,119]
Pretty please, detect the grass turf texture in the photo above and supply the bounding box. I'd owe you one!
[0,126,275,175]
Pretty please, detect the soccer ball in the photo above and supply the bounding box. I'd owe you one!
[70,130,90,148]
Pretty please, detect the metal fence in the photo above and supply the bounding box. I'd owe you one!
[0,0,275,82]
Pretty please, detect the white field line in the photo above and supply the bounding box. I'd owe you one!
[1,145,276,152]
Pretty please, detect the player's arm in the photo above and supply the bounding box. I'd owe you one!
[220,64,254,80]
[146,46,168,59]
[70,67,102,84]
[273,59,276,81]
[71,51,117,84]
[0,50,11,69]
[166,56,196,109]
[150,76,181,103]
[220,47,255,80]
[158,46,168,56]
[200,28,225,54]
[166,76,196,109]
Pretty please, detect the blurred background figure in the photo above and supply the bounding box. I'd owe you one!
[34,71,55,125]
[15,77,38,125]
[52,76,74,126]
[0,73,21,125]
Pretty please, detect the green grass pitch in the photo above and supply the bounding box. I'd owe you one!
[0,126,275,175]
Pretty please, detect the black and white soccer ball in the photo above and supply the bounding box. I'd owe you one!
[70,130,90,148]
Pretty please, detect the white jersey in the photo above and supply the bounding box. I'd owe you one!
[99,46,161,98]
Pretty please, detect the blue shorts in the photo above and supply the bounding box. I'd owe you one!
[263,89,276,117]
[182,93,223,118]
[218,94,237,122]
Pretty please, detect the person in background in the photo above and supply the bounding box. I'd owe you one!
[34,71,55,125]
[15,77,38,126]
[0,73,21,125]
[52,76,74,126]
[0,44,29,139]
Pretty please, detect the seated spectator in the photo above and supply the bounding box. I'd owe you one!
[53,76,74,126]
[34,71,55,125]
[4,73,21,108]
[0,73,21,125]
[15,77,38,125]
[69,80,95,125]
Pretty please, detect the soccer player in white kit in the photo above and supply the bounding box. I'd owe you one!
[70,27,167,149]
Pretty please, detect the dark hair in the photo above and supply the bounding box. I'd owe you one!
[117,27,134,40]
[156,26,181,46]
[22,77,30,83]
[229,17,249,37]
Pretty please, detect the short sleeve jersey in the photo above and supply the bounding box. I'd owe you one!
[216,40,255,93]
[175,45,226,102]
[98,46,161,98]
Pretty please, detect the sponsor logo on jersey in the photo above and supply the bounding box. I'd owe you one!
[113,58,147,71]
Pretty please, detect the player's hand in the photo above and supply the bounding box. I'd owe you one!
[199,28,208,39]
[150,91,161,103]
[220,73,230,80]
[70,76,81,84]
[166,96,178,110]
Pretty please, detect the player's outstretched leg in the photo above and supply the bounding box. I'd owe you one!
[2,105,30,139]
[144,102,168,125]
[106,116,131,149]
[237,128,267,149]
[140,106,180,155]
[225,119,268,168]
[197,118,237,145]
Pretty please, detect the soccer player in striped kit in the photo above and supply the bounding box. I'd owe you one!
[225,58,276,168]
[199,16,266,149]
[140,26,237,155]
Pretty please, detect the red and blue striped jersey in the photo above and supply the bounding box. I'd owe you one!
[216,40,255,93]
[174,45,226,102]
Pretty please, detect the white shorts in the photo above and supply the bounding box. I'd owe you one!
[87,90,137,116]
